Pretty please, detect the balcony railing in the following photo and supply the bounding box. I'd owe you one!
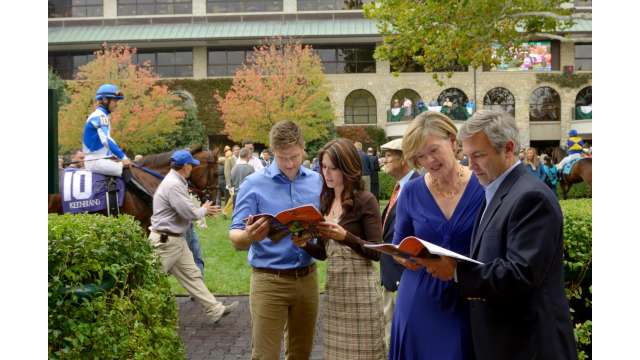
[573,105,593,120]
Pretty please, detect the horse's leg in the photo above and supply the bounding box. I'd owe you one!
[560,181,569,200]
[120,191,152,234]
[48,194,63,214]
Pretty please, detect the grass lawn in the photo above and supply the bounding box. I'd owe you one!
[168,215,327,296]
[169,201,389,296]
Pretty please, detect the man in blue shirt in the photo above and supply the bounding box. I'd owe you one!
[229,120,323,359]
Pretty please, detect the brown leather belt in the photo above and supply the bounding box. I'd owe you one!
[252,263,316,278]
[151,230,182,243]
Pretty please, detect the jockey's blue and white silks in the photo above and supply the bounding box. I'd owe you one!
[82,105,127,161]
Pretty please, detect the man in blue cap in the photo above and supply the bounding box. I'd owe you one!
[83,84,131,176]
[149,149,238,324]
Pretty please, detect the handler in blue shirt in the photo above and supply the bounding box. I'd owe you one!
[229,120,323,360]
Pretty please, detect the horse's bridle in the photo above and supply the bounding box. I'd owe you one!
[188,149,217,203]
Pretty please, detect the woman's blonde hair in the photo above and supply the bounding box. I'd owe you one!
[524,147,540,169]
[402,111,458,169]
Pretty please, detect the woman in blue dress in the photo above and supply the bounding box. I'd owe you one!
[388,111,484,360]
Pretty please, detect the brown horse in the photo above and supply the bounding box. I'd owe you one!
[48,147,219,232]
[551,147,592,199]
[559,158,592,199]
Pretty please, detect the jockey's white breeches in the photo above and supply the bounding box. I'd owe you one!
[85,158,123,177]
[556,153,581,171]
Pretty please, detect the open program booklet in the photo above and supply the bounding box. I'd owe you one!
[244,204,323,243]
[364,236,483,265]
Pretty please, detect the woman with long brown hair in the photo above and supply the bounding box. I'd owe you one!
[293,138,386,360]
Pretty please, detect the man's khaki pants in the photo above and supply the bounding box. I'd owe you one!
[249,269,319,360]
[148,232,225,319]
[382,287,397,349]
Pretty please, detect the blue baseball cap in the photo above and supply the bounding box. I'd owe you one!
[171,150,200,166]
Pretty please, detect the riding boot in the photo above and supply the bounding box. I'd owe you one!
[122,167,154,204]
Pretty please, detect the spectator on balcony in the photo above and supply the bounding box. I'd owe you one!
[403,97,413,117]
[390,99,404,122]
[416,99,426,114]
[465,99,476,115]
[441,97,453,116]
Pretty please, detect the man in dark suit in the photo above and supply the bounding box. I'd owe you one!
[420,110,577,360]
[378,138,419,348]
[354,141,373,192]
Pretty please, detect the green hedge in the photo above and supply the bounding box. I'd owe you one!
[558,181,592,199]
[560,199,592,359]
[378,170,395,200]
[48,214,185,359]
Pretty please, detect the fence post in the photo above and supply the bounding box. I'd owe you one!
[49,89,59,194]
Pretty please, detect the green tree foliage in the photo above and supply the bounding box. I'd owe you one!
[364,0,587,83]
[48,67,69,107]
[166,104,208,150]
[48,214,185,359]
[216,38,335,146]
[58,44,185,155]
[306,121,337,160]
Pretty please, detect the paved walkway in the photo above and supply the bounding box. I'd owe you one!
[177,295,325,360]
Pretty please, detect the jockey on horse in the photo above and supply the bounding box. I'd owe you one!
[82,84,151,203]
[556,129,585,179]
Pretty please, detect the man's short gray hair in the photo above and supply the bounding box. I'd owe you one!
[458,110,520,153]
[239,147,251,159]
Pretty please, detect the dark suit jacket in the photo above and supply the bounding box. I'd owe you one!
[368,155,380,184]
[358,150,373,176]
[457,164,577,360]
[380,171,420,292]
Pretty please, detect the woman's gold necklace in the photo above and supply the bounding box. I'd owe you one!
[427,165,465,199]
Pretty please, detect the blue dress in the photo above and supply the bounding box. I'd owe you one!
[389,174,484,360]
[525,163,546,182]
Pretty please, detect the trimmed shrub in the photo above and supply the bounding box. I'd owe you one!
[560,199,592,359]
[48,214,185,359]
[378,170,395,200]
[558,181,592,199]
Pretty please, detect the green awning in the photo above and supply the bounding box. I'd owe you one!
[48,18,591,45]
[48,19,380,44]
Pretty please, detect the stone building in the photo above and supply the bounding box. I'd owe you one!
[48,0,592,150]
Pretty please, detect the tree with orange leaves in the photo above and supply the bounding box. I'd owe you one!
[215,39,335,146]
[58,44,185,155]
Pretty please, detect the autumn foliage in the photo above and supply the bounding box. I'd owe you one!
[215,39,335,146]
[58,44,185,155]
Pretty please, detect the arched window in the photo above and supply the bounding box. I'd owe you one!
[483,87,515,117]
[437,88,469,120]
[389,89,421,121]
[529,86,561,122]
[345,89,377,124]
[575,86,592,120]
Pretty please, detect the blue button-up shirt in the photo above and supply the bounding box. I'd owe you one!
[230,160,323,269]
[480,160,521,222]
[397,169,416,196]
